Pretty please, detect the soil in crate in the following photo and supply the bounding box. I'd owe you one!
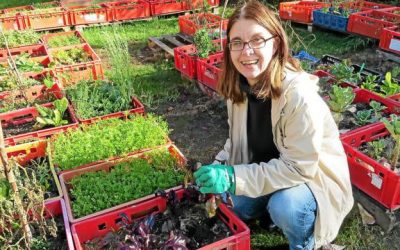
[338,102,388,133]
[3,110,73,138]
[84,198,231,249]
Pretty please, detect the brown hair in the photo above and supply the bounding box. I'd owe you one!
[217,0,301,103]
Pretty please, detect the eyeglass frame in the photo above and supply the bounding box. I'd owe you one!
[228,35,277,51]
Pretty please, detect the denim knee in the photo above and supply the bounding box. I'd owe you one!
[267,184,317,250]
[230,193,269,221]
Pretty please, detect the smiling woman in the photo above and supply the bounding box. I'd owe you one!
[193,1,354,250]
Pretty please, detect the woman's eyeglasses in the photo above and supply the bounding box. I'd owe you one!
[228,36,276,51]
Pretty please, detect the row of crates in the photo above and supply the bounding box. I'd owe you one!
[279,1,400,55]
[0,0,220,31]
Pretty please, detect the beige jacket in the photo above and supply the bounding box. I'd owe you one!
[215,69,354,249]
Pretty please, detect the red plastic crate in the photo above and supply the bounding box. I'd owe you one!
[341,122,400,210]
[188,0,220,8]
[173,39,226,79]
[279,1,328,23]
[312,69,359,89]
[0,102,79,146]
[197,52,223,91]
[49,43,104,88]
[20,7,69,30]
[45,199,75,250]
[178,13,228,36]
[347,10,400,39]
[379,26,400,55]
[71,96,145,124]
[145,0,186,16]
[71,188,250,250]
[59,144,186,223]
[0,43,48,59]
[42,30,87,48]
[4,140,63,203]
[67,5,110,25]
[341,1,393,11]
[102,0,151,21]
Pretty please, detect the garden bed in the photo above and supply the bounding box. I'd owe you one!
[60,145,186,223]
[71,188,250,250]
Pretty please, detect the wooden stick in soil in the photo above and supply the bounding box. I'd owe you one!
[0,122,33,245]
[219,0,229,51]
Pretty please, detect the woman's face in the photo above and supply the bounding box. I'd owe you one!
[229,18,275,86]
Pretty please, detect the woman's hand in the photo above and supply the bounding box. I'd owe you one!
[194,164,235,194]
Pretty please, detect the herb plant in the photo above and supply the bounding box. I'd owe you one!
[47,33,82,48]
[327,85,355,113]
[69,148,185,218]
[367,139,386,161]
[380,72,400,97]
[34,97,69,129]
[0,29,41,49]
[369,100,386,120]
[51,47,91,66]
[194,28,216,58]
[66,80,134,119]
[354,110,372,126]
[329,60,361,85]
[51,115,169,170]
[361,75,378,92]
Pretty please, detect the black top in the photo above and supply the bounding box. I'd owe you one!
[239,76,280,164]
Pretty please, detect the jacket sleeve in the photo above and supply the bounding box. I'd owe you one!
[233,88,327,197]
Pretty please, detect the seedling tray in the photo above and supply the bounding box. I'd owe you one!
[0,102,79,146]
[279,1,328,23]
[49,43,104,88]
[102,0,151,21]
[379,26,400,55]
[67,5,110,25]
[341,122,400,210]
[348,10,400,39]
[173,39,226,79]
[197,52,223,91]
[71,188,250,250]
[145,0,186,16]
[42,30,88,48]
[71,96,145,124]
[312,9,350,33]
[59,144,186,223]
[178,13,228,36]
[4,140,62,203]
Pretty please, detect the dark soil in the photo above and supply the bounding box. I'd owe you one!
[84,198,231,249]
[3,110,74,138]
[358,135,400,170]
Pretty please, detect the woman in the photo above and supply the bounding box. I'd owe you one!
[193,1,353,249]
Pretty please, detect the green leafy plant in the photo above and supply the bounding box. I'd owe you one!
[47,34,82,48]
[327,85,355,113]
[367,139,386,161]
[0,29,41,49]
[66,80,134,119]
[194,28,215,58]
[14,53,44,73]
[34,97,69,129]
[329,60,361,85]
[380,72,400,97]
[51,48,91,66]
[51,115,169,171]
[382,114,400,169]
[369,100,386,121]
[354,110,372,126]
[361,75,378,92]
[69,148,184,218]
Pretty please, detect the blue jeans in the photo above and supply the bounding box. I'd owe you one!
[231,184,317,250]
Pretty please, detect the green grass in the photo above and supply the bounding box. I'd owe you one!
[286,23,373,59]
[0,0,52,9]
[82,20,181,109]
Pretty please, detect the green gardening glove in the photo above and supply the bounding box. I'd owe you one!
[193,164,235,194]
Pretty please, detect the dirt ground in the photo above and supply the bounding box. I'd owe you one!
[147,45,400,249]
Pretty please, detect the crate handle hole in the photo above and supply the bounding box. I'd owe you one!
[98,223,107,230]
